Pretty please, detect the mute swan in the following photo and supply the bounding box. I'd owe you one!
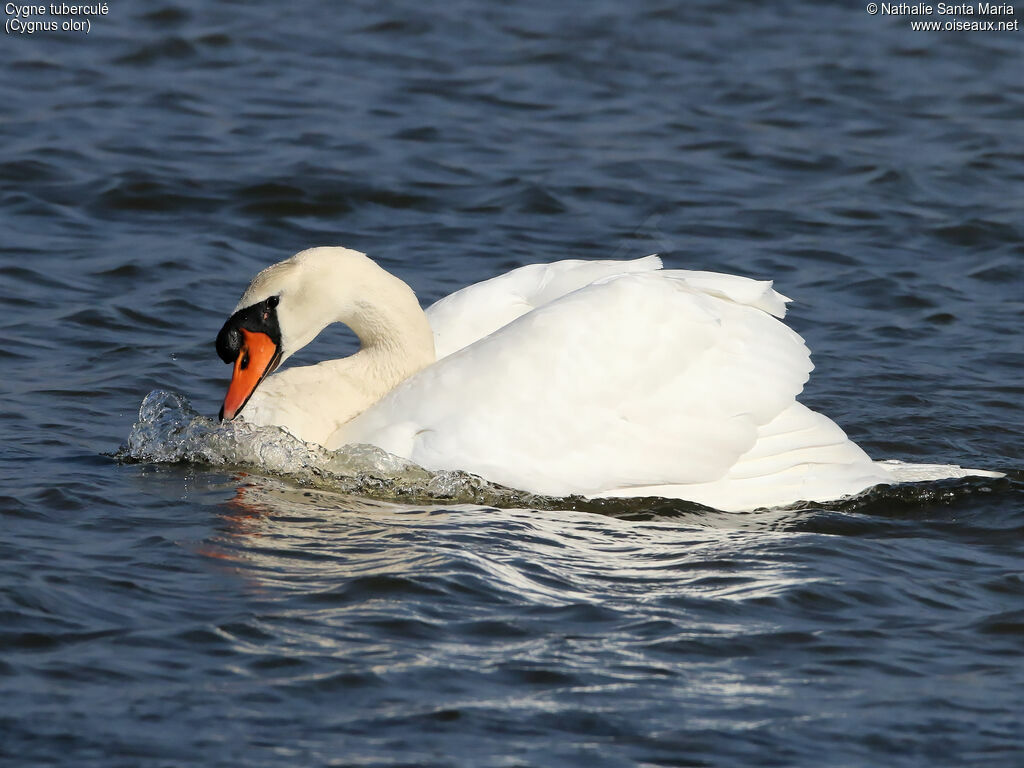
[215,247,999,512]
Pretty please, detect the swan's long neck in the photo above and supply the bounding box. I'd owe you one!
[286,252,436,401]
[343,285,436,391]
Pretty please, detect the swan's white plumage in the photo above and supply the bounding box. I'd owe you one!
[426,256,664,358]
[424,256,794,360]
[334,270,890,507]
[225,247,1000,512]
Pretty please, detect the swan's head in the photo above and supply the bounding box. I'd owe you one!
[216,290,283,421]
[215,247,373,421]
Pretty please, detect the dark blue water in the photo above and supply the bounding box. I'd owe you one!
[2,2,1023,766]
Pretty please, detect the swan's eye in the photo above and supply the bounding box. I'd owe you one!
[267,295,280,309]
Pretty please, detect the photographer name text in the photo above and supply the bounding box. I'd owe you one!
[876,2,1012,14]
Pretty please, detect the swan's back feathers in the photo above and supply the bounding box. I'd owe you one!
[426,255,663,359]
[426,255,794,358]
[338,269,822,501]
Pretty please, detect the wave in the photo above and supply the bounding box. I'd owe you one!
[116,390,565,509]
[116,390,1010,518]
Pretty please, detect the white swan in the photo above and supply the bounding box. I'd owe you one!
[215,247,999,512]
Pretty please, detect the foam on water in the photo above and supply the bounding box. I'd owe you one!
[118,390,553,508]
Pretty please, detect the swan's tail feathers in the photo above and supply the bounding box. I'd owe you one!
[874,460,1005,483]
[592,403,893,512]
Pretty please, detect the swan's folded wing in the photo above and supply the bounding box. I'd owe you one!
[426,256,663,359]
[659,270,791,319]
[339,271,812,496]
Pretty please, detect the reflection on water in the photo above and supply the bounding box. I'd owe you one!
[195,471,819,733]
[202,469,901,622]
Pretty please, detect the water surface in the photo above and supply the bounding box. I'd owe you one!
[1,2,1022,766]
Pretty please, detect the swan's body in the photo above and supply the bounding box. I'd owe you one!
[216,247,999,512]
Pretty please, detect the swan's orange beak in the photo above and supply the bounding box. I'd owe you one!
[220,329,281,421]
